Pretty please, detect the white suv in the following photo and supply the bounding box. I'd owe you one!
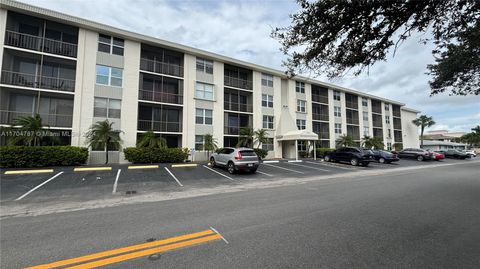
[210,147,260,174]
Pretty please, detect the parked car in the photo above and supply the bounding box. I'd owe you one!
[210,147,260,174]
[431,151,445,161]
[464,149,477,158]
[324,147,374,166]
[371,149,399,164]
[397,148,433,161]
[438,149,470,159]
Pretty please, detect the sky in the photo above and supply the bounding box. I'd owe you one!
[17,0,480,133]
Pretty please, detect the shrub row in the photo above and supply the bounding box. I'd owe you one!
[253,148,269,159]
[123,147,188,163]
[0,146,89,168]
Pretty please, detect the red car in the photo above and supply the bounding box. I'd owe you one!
[432,151,445,161]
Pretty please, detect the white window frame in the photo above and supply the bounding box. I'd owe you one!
[363,111,369,121]
[98,34,124,55]
[262,138,274,151]
[297,99,306,113]
[385,115,390,124]
[385,104,390,111]
[195,108,213,125]
[262,94,273,108]
[363,126,369,137]
[335,123,342,134]
[96,65,123,87]
[334,91,341,101]
[263,115,274,129]
[195,135,204,151]
[261,73,273,87]
[195,82,214,101]
[388,129,392,138]
[196,58,213,74]
[296,119,306,130]
[334,106,341,117]
[387,142,392,151]
[295,81,305,93]
[93,97,121,119]
[362,97,368,107]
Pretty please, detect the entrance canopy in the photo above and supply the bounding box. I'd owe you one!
[276,130,318,141]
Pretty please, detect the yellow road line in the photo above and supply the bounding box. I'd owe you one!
[127,165,159,170]
[67,234,222,269]
[171,163,198,168]
[73,167,112,172]
[25,229,215,269]
[4,169,53,175]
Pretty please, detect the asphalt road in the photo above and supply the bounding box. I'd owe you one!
[1,161,479,268]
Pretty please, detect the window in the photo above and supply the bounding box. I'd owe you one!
[195,135,204,150]
[263,115,274,129]
[333,91,341,101]
[93,97,121,118]
[362,97,368,107]
[298,141,307,151]
[296,119,306,130]
[195,82,214,100]
[295,81,305,93]
[386,115,390,124]
[262,138,274,151]
[387,142,392,151]
[363,111,369,121]
[334,106,341,117]
[297,100,306,113]
[363,126,369,136]
[196,58,213,74]
[98,34,124,56]
[385,104,390,111]
[388,129,392,138]
[335,123,342,134]
[96,65,123,87]
[261,73,273,87]
[195,108,213,124]
[262,94,273,108]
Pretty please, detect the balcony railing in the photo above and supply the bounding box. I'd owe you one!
[312,94,328,104]
[393,118,402,130]
[346,101,358,109]
[140,58,184,77]
[314,131,330,140]
[224,126,252,135]
[1,70,75,92]
[137,120,182,132]
[347,117,360,125]
[139,90,183,105]
[224,102,253,113]
[5,30,78,58]
[312,113,329,121]
[224,76,253,90]
[0,110,73,128]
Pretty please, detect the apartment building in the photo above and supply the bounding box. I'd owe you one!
[0,0,420,163]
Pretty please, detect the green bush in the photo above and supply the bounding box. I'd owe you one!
[0,146,89,168]
[253,148,268,159]
[123,147,188,163]
[311,148,336,158]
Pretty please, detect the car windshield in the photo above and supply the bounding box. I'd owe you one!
[239,150,257,156]
[361,149,374,155]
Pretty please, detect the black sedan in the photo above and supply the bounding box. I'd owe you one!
[437,149,470,159]
[324,147,374,166]
[371,149,400,164]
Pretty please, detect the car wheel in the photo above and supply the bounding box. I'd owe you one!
[210,157,216,167]
[379,157,385,164]
[350,158,359,166]
[361,162,369,167]
[417,155,424,161]
[324,155,331,162]
[227,162,236,174]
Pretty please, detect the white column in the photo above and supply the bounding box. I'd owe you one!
[313,140,316,160]
[295,140,298,161]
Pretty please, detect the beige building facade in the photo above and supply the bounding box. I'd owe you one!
[0,0,420,163]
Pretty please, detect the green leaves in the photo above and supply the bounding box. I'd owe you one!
[0,146,88,168]
[137,131,167,149]
[123,148,188,164]
[335,134,355,147]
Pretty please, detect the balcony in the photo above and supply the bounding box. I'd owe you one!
[313,113,329,122]
[312,94,328,104]
[139,90,183,105]
[0,110,72,128]
[1,70,75,92]
[392,105,402,117]
[393,118,402,130]
[140,58,183,77]
[4,30,78,58]
[137,120,182,133]
[224,76,253,90]
[224,102,253,113]
[394,130,403,142]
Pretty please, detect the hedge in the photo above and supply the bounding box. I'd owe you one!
[123,147,188,163]
[253,148,268,159]
[0,146,89,168]
[311,148,336,158]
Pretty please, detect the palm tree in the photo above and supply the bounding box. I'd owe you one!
[335,134,355,147]
[237,127,254,148]
[472,125,480,134]
[137,131,167,148]
[9,114,46,146]
[362,136,384,149]
[412,115,435,147]
[85,120,123,164]
[254,129,269,149]
[203,133,218,158]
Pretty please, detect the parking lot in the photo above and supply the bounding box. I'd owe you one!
[0,157,477,207]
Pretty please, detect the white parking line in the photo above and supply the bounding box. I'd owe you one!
[262,160,279,163]
[305,161,356,170]
[256,170,274,177]
[15,172,64,201]
[287,162,330,172]
[164,167,184,187]
[112,169,121,194]
[202,165,234,181]
[263,163,304,174]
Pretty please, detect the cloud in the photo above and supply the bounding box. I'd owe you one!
[16,0,480,132]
